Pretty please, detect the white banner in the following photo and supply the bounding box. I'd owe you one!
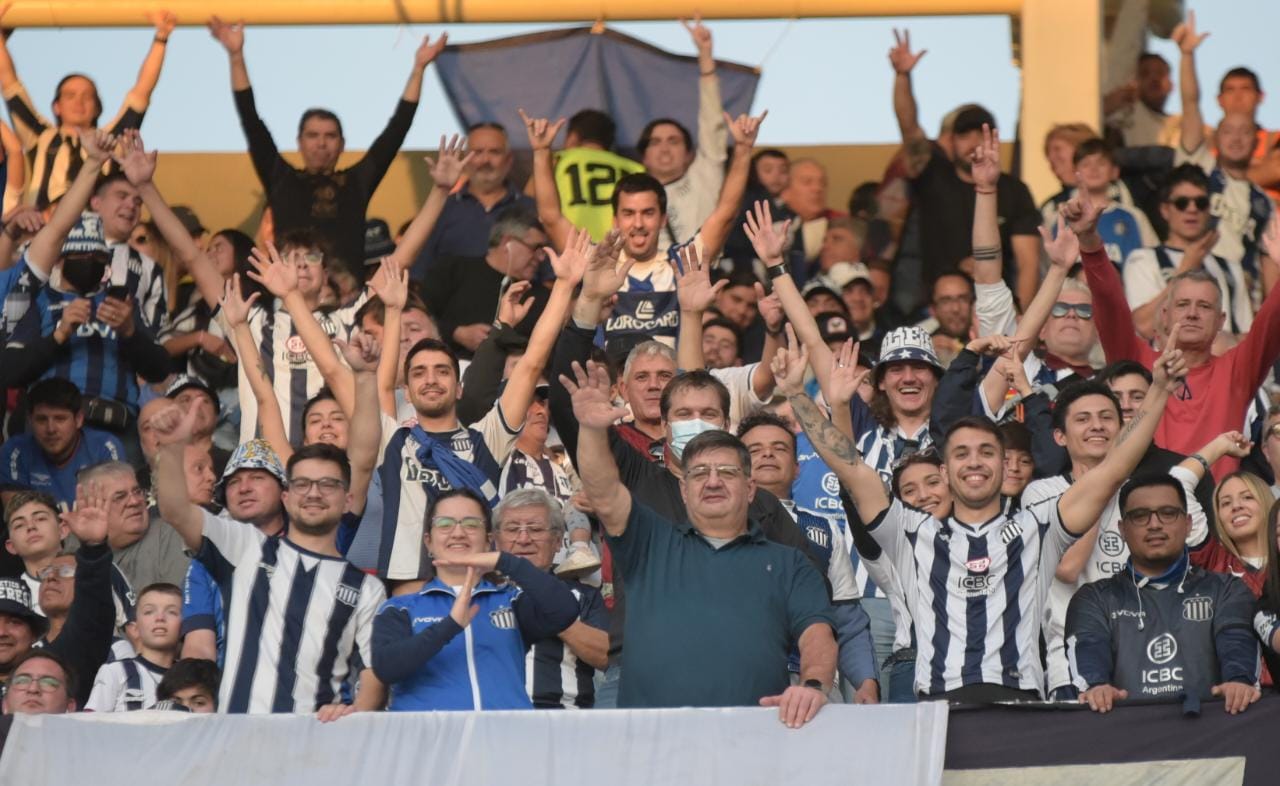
[0,704,948,786]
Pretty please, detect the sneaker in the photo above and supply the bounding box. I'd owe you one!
[555,545,601,579]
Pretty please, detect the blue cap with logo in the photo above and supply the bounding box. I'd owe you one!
[874,326,943,380]
[60,211,110,257]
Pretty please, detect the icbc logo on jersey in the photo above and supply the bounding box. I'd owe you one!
[958,557,993,594]
[284,335,311,366]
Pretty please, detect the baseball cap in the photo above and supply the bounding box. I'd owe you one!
[874,326,943,381]
[952,105,998,136]
[826,262,873,292]
[815,311,853,344]
[364,219,395,265]
[801,283,843,306]
[165,374,221,413]
[0,578,48,638]
[60,211,109,257]
[217,439,287,502]
[171,206,206,237]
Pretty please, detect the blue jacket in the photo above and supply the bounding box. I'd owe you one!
[372,552,579,711]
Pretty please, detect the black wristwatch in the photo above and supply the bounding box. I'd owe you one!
[802,678,825,692]
[766,264,788,280]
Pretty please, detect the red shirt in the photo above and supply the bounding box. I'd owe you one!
[1083,246,1280,480]
[1191,539,1271,686]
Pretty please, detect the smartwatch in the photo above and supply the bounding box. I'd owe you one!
[766,264,788,280]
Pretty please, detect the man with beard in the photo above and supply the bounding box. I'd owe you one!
[151,340,385,715]
[524,110,764,350]
[889,29,1041,309]
[1173,14,1275,292]
[209,17,445,276]
[789,334,1187,700]
[1104,53,1174,148]
[415,121,535,275]
[921,273,974,367]
[375,230,591,583]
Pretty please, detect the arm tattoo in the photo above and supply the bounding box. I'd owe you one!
[973,244,1001,261]
[789,393,863,467]
[1113,409,1146,448]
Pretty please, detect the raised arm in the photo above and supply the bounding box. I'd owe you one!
[560,360,633,536]
[1058,336,1186,534]
[888,29,927,143]
[1065,191,1149,364]
[0,6,18,92]
[674,242,727,371]
[498,228,592,425]
[519,110,573,251]
[220,274,292,462]
[124,11,177,112]
[682,14,728,169]
[24,130,115,275]
[1172,11,1209,154]
[150,404,208,550]
[1011,216,1077,361]
[698,110,765,259]
[401,34,446,104]
[775,335,889,521]
[367,259,408,416]
[207,16,250,91]
[385,136,475,274]
[336,334,383,513]
[970,124,1004,285]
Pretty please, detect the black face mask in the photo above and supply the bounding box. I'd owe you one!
[61,255,108,296]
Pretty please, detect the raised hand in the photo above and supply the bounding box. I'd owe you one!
[966,334,1019,357]
[1210,430,1253,459]
[113,129,158,186]
[744,199,791,265]
[336,331,381,373]
[220,274,260,327]
[580,230,634,303]
[497,281,534,327]
[150,10,178,39]
[62,482,110,546]
[560,360,629,430]
[368,258,409,310]
[548,226,593,286]
[415,32,448,70]
[1038,214,1080,271]
[824,338,870,407]
[207,16,245,55]
[246,243,298,298]
[425,134,475,191]
[1181,229,1219,273]
[888,28,926,74]
[673,242,726,315]
[770,324,811,397]
[517,109,566,152]
[4,205,45,239]
[79,130,119,166]
[970,123,1001,191]
[447,567,481,628]
[1061,191,1103,238]
[148,400,202,447]
[681,12,713,56]
[1153,321,1188,393]
[1171,9,1209,53]
[754,282,785,335]
[727,110,768,148]
[992,348,1032,395]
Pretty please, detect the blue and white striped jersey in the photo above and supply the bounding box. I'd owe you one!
[856,421,933,490]
[84,654,167,712]
[196,510,385,713]
[869,497,1077,697]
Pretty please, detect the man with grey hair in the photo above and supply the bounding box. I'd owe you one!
[494,487,609,708]
[421,205,551,358]
[78,461,188,590]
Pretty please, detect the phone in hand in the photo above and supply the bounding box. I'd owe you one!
[104,285,130,301]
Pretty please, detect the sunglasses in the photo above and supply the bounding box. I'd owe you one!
[1050,302,1093,320]
[1167,196,1210,212]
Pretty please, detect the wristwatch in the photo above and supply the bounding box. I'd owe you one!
[802,678,825,692]
[766,264,788,280]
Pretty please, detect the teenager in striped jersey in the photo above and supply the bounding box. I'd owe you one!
[785,329,1189,701]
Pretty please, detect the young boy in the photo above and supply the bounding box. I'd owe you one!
[84,583,182,711]
[1066,138,1158,267]
[155,658,220,713]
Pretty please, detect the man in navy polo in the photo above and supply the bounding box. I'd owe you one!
[563,359,836,728]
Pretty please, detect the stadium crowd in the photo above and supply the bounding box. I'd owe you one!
[1,8,1279,733]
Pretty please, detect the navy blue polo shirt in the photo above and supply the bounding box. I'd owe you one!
[412,184,535,279]
[607,502,835,708]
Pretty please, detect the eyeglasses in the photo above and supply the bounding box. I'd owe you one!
[286,249,325,267]
[934,295,974,308]
[1167,196,1210,212]
[1050,302,1093,320]
[685,464,746,482]
[11,674,64,692]
[287,477,347,495]
[37,564,76,581]
[499,523,553,539]
[432,516,487,532]
[1121,506,1185,526]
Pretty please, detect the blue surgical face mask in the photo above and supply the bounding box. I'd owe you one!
[668,418,721,460]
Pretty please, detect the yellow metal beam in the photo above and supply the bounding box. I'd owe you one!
[5,0,1020,27]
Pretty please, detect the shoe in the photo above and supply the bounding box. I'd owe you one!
[555,545,601,579]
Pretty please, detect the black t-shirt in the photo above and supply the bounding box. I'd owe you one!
[419,256,550,358]
[910,143,1040,298]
